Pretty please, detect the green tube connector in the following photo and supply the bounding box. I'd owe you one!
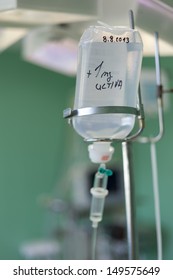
[90,164,113,228]
[98,167,113,176]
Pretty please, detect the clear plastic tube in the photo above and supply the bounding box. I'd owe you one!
[89,164,109,228]
[89,164,113,259]
[91,227,98,260]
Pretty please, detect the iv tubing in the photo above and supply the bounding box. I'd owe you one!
[150,142,162,260]
[91,227,98,260]
[90,164,112,259]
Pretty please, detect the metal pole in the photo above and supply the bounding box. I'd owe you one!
[121,9,138,261]
[122,141,138,259]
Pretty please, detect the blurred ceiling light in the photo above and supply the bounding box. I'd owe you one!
[0,27,27,52]
[0,0,97,27]
[23,39,78,76]
[0,0,97,52]
[0,9,95,27]
[0,0,15,11]
[22,25,78,76]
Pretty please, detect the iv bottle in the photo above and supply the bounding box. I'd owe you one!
[72,25,143,140]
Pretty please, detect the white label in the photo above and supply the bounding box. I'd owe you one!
[78,42,127,107]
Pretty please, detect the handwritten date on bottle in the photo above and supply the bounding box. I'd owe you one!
[103,35,129,43]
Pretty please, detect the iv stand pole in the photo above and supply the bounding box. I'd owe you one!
[122,10,138,260]
[122,141,137,259]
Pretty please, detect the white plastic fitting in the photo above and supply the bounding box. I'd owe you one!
[90,187,109,228]
[88,142,114,163]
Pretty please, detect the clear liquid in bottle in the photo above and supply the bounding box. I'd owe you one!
[73,26,143,140]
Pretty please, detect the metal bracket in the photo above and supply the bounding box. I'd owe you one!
[63,106,140,119]
[63,104,145,143]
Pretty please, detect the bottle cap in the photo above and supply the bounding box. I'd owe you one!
[88,142,114,163]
